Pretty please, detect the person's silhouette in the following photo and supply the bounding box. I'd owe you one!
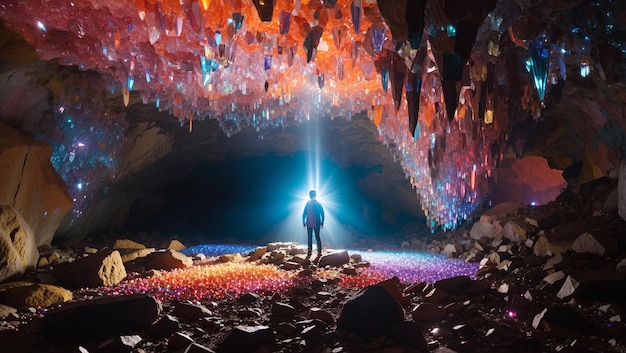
[302,189,325,260]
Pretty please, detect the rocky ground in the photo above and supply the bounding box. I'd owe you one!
[1,177,626,353]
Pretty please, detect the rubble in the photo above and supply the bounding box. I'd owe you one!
[0,177,624,352]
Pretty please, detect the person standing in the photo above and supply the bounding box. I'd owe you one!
[302,189,325,260]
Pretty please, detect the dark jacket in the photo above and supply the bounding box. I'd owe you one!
[303,199,324,228]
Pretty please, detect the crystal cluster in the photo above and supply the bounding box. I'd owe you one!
[1,0,622,229]
[92,245,478,302]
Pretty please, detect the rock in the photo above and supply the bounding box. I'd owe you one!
[0,281,72,308]
[0,205,39,282]
[309,307,334,323]
[215,325,275,353]
[113,239,146,250]
[533,235,564,257]
[167,239,186,251]
[248,247,267,261]
[470,221,495,240]
[97,335,142,353]
[571,232,605,255]
[221,253,244,263]
[55,250,126,288]
[441,243,461,256]
[464,279,491,294]
[119,248,155,263]
[167,332,194,353]
[411,302,446,323]
[483,202,524,220]
[543,271,565,285]
[424,287,449,304]
[556,276,580,299]
[237,292,260,305]
[150,314,181,338]
[0,123,73,247]
[572,271,626,301]
[318,250,350,267]
[0,304,17,318]
[271,302,296,317]
[502,222,524,242]
[41,294,162,343]
[337,285,404,338]
[434,275,472,295]
[534,306,594,338]
[173,302,213,319]
[392,320,428,352]
[144,249,193,270]
[525,210,563,230]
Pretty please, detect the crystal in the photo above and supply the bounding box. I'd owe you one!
[351,0,362,34]
[279,10,291,35]
[528,34,550,101]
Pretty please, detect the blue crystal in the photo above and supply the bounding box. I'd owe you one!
[529,35,549,101]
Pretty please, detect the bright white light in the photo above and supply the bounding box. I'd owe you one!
[530,201,536,206]
[36,21,46,31]
[77,183,83,190]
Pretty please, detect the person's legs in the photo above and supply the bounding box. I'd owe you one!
[307,227,313,257]
[313,227,322,256]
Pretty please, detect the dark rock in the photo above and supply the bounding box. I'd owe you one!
[42,294,162,343]
[96,335,142,353]
[337,285,404,338]
[271,301,296,317]
[538,306,594,338]
[151,315,181,338]
[172,302,213,319]
[167,332,194,353]
[392,320,428,352]
[434,275,472,295]
[411,302,447,323]
[215,325,275,353]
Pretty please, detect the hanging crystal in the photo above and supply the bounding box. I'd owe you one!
[528,34,549,101]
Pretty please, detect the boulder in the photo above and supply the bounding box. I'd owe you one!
[0,205,38,282]
[392,320,428,352]
[434,275,472,295]
[113,239,146,250]
[411,302,447,323]
[215,325,275,353]
[55,250,127,288]
[144,249,193,270]
[337,285,405,338]
[571,232,605,255]
[0,123,73,247]
[41,294,162,343]
[318,250,350,267]
[271,302,296,317]
[533,306,594,338]
[469,221,495,240]
[0,281,72,308]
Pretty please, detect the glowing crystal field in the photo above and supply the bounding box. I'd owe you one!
[1,1,623,229]
[88,244,479,302]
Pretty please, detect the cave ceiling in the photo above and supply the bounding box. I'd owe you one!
[0,0,625,231]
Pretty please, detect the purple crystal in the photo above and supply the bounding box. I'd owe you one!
[351,0,362,34]
[370,23,386,54]
[279,10,291,35]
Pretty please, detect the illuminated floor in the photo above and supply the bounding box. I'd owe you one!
[94,244,479,302]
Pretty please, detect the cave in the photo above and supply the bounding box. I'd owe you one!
[1,1,626,352]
